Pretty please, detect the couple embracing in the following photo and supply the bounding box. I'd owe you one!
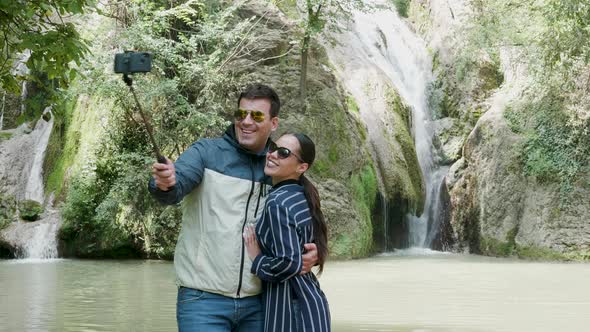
[149,84,331,332]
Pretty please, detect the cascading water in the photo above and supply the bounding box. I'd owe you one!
[15,50,31,118]
[0,50,60,259]
[0,108,59,259]
[1,91,5,130]
[326,1,449,249]
[25,109,54,203]
[20,81,28,116]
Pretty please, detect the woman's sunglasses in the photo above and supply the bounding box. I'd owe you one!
[234,109,265,123]
[269,143,305,163]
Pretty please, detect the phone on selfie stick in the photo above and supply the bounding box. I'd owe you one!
[114,51,167,164]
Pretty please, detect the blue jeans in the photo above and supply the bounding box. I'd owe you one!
[177,287,263,332]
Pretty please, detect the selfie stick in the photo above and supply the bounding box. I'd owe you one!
[122,74,167,164]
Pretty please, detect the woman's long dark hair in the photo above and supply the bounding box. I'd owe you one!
[292,133,328,274]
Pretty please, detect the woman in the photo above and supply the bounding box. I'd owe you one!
[243,133,331,332]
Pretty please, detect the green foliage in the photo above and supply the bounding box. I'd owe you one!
[61,0,290,257]
[459,0,589,196]
[480,236,514,257]
[0,0,92,94]
[350,165,378,213]
[427,78,458,119]
[542,0,590,70]
[272,0,299,19]
[565,250,590,261]
[0,132,12,141]
[329,233,353,258]
[346,95,359,113]
[60,153,181,258]
[350,165,377,254]
[480,235,567,260]
[330,164,377,258]
[0,194,17,229]
[346,95,368,141]
[385,87,425,215]
[19,200,44,221]
[516,245,567,261]
[505,90,589,192]
[44,93,79,199]
[466,0,590,82]
[392,0,409,18]
[60,175,136,257]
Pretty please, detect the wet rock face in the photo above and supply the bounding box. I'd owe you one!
[427,178,454,251]
[0,124,38,200]
[432,117,464,165]
[317,179,371,258]
[448,107,590,258]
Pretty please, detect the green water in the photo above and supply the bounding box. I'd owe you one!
[1,251,589,332]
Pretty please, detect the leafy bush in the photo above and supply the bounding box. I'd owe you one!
[460,0,590,194]
[60,0,279,257]
[505,89,590,192]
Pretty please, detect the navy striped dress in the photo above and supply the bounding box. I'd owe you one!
[251,180,331,332]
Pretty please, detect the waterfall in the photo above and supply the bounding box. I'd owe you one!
[23,221,59,259]
[24,108,54,203]
[1,91,5,130]
[22,108,58,258]
[0,51,60,259]
[0,108,59,259]
[15,50,31,117]
[326,1,448,249]
[20,81,28,116]
[1,209,61,259]
[383,198,389,250]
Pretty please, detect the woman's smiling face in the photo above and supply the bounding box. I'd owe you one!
[265,134,308,185]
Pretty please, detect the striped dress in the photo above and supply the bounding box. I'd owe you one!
[251,180,331,332]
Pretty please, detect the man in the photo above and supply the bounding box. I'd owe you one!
[149,84,318,331]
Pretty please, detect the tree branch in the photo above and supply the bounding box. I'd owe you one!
[243,46,295,68]
[51,2,66,25]
[217,9,270,71]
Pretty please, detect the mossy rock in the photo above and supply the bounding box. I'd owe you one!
[19,200,44,221]
[383,87,425,216]
[0,132,13,141]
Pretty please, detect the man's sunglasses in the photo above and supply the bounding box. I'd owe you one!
[269,143,305,163]
[234,109,265,123]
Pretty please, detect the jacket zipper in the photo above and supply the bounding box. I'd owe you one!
[253,181,264,218]
[237,157,256,298]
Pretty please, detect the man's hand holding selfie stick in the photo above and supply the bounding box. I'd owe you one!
[114,51,174,191]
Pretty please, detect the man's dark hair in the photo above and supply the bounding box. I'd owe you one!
[238,84,281,117]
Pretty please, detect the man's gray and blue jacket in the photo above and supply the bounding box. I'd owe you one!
[149,125,272,298]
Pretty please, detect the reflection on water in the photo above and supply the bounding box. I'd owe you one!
[1,253,590,332]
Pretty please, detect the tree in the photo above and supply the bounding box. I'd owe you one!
[0,0,93,94]
[297,0,363,108]
[542,0,590,71]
